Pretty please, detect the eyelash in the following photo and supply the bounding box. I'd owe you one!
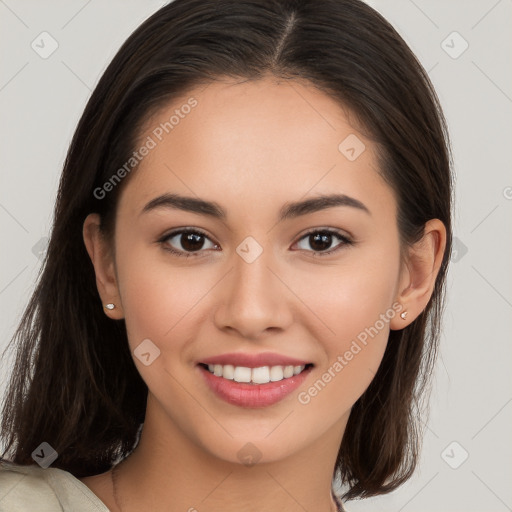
[157,227,354,258]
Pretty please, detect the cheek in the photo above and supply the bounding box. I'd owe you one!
[293,251,399,342]
[295,279,394,415]
[115,243,205,351]
[291,251,399,405]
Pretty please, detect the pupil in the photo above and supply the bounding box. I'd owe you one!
[182,233,204,251]
[310,232,332,251]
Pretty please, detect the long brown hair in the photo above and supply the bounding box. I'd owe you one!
[0,0,453,501]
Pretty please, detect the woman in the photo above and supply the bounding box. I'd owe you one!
[0,0,452,510]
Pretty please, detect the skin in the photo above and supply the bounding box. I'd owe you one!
[81,76,447,512]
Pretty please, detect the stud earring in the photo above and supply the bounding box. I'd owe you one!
[104,303,115,310]
[400,311,408,320]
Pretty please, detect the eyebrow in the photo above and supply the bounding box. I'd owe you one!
[140,192,371,221]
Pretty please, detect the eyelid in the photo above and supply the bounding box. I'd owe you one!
[295,226,354,244]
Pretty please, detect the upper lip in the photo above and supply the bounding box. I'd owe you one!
[199,352,312,368]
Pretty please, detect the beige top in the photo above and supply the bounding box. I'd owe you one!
[0,461,110,511]
[0,460,349,511]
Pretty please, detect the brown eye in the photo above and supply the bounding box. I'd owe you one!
[308,232,333,251]
[161,229,218,257]
[295,229,353,256]
[179,232,206,251]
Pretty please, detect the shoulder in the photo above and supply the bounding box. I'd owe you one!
[0,460,62,511]
[0,460,110,512]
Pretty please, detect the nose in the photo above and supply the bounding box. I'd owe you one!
[213,244,294,340]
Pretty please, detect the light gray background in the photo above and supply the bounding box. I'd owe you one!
[1,1,511,511]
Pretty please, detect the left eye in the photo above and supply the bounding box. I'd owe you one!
[294,229,352,255]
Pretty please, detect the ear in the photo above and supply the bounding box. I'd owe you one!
[390,219,447,330]
[83,213,124,319]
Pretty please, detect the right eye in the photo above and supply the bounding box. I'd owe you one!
[159,229,219,257]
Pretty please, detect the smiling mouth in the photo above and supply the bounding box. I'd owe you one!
[197,362,314,385]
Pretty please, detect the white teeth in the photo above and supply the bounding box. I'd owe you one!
[222,364,234,380]
[204,363,307,384]
[269,365,283,381]
[283,365,294,378]
[251,366,270,384]
[233,366,252,383]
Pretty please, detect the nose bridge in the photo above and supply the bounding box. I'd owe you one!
[214,236,292,337]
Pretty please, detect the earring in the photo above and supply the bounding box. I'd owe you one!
[104,303,115,310]
[400,311,408,320]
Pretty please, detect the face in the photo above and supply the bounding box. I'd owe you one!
[106,77,406,464]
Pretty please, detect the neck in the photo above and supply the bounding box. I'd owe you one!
[111,393,348,512]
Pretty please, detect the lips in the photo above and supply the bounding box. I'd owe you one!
[199,352,312,368]
[197,363,314,408]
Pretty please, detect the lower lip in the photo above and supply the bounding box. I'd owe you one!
[197,364,313,408]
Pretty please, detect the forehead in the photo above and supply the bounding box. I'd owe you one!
[119,77,394,223]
